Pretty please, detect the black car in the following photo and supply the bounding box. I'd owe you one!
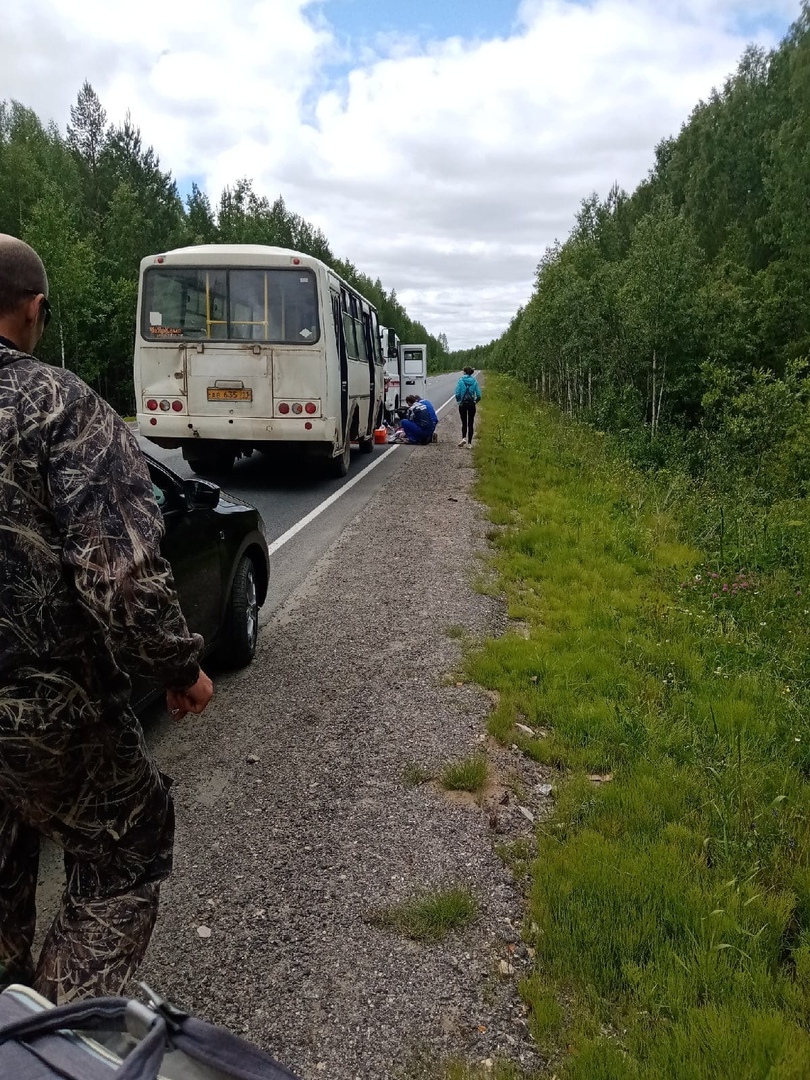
[131,453,270,711]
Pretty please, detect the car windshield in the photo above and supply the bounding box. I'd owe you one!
[143,267,320,344]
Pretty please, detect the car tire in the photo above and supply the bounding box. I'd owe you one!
[218,556,259,668]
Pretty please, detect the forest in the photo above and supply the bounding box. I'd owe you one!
[0,82,448,414]
[462,3,810,518]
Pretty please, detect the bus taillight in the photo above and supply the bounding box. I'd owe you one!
[146,399,158,411]
[171,400,183,412]
[305,402,317,414]
[278,403,290,414]
[291,403,303,415]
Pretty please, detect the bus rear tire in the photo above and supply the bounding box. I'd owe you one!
[327,436,351,478]
[184,449,235,478]
[358,436,373,455]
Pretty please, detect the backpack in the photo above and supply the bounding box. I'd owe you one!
[460,381,476,404]
[0,982,300,1080]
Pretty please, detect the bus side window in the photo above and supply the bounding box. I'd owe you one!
[355,306,368,363]
[331,291,342,351]
[342,309,359,360]
[369,313,384,365]
[358,311,375,364]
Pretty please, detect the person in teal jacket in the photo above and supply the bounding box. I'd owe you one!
[454,367,481,447]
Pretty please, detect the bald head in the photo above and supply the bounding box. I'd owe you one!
[0,235,50,353]
[0,235,48,318]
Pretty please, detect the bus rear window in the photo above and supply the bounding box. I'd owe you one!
[142,267,320,344]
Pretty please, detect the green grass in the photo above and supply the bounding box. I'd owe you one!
[369,887,477,941]
[441,754,488,793]
[468,375,810,1077]
[402,762,433,788]
[442,1063,534,1080]
[404,1052,536,1080]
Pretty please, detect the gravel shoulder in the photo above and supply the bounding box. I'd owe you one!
[139,409,549,1078]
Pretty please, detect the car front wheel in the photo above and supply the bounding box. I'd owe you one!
[218,556,259,668]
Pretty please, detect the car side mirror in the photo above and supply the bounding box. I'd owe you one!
[184,478,220,510]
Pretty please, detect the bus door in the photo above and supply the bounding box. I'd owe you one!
[341,291,371,435]
[362,304,382,434]
[339,289,374,439]
[332,290,349,441]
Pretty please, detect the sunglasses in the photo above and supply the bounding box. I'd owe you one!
[21,290,51,328]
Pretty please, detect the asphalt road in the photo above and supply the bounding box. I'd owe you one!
[139,370,464,618]
[35,369,467,923]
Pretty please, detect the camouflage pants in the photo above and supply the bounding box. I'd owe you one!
[0,667,174,1004]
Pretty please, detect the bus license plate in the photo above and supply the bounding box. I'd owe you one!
[207,388,252,402]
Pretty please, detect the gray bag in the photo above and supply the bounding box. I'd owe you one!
[0,983,300,1080]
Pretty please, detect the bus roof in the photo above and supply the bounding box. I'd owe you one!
[138,244,381,311]
[140,244,316,270]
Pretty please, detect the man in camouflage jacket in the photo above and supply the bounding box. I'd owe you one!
[0,235,213,1003]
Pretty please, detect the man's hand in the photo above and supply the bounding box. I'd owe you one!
[166,670,214,720]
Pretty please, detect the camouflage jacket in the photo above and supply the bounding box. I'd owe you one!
[0,343,203,714]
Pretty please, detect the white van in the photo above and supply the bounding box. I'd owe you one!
[400,344,428,401]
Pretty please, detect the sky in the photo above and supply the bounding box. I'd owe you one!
[1,0,802,350]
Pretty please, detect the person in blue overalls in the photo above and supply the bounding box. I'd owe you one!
[400,394,438,444]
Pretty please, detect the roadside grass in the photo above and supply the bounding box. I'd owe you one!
[470,375,810,1076]
[441,754,488,793]
[405,1052,536,1080]
[369,887,476,942]
[402,762,433,788]
[442,1062,534,1080]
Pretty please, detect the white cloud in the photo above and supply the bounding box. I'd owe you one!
[0,0,797,348]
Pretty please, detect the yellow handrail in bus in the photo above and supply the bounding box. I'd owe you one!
[204,270,273,338]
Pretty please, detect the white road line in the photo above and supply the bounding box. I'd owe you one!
[267,377,460,556]
[267,444,400,555]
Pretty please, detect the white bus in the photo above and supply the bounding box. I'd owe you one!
[134,244,385,477]
[400,343,428,400]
